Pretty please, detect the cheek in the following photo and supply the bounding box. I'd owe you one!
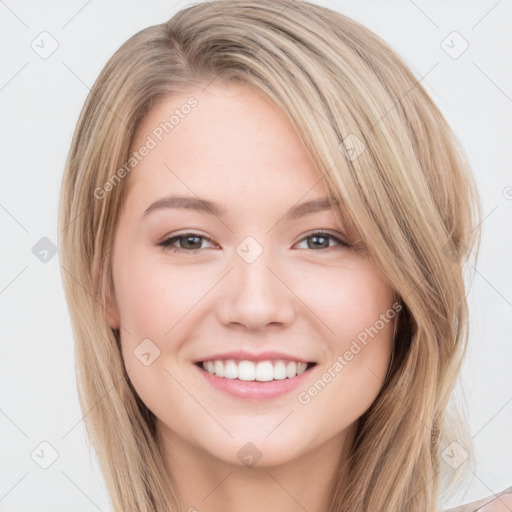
[113,259,197,420]
[332,273,395,393]
[297,321,394,435]
[297,260,395,353]
[114,254,216,341]
[113,256,223,407]
[295,263,395,416]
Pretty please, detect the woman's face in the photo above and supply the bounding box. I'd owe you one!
[106,82,398,468]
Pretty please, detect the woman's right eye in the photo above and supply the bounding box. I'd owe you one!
[158,233,216,253]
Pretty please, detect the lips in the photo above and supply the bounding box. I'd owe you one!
[193,357,318,400]
[193,350,317,381]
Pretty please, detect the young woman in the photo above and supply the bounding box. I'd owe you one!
[58,1,510,510]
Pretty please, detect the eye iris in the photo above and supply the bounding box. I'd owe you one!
[182,235,202,250]
[308,234,329,249]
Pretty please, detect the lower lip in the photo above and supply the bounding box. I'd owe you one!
[194,363,316,400]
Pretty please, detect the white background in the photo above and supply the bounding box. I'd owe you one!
[0,1,511,510]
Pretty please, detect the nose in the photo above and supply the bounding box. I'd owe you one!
[216,247,295,331]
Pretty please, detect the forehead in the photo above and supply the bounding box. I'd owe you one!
[124,83,331,211]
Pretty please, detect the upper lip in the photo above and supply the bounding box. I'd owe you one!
[193,350,316,364]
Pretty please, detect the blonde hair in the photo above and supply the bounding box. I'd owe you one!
[58,1,481,511]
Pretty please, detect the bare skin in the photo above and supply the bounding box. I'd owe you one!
[446,487,512,512]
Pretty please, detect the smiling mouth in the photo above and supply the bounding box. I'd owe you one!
[195,359,317,382]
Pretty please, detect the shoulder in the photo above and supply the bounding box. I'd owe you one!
[444,486,512,512]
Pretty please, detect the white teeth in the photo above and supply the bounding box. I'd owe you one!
[238,360,255,381]
[201,359,310,381]
[286,361,297,378]
[224,360,238,379]
[214,360,225,377]
[255,361,274,382]
[273,360,287,380]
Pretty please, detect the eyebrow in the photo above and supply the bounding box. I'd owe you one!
[141,195,340,221]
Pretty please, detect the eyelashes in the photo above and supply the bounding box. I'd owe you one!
[158,233,216,253]
[157,231,351,254]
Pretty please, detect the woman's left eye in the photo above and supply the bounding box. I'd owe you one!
[295,232,350,250]
[157,231,350,253]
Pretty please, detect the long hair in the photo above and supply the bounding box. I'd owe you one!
[58,1,482,510]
